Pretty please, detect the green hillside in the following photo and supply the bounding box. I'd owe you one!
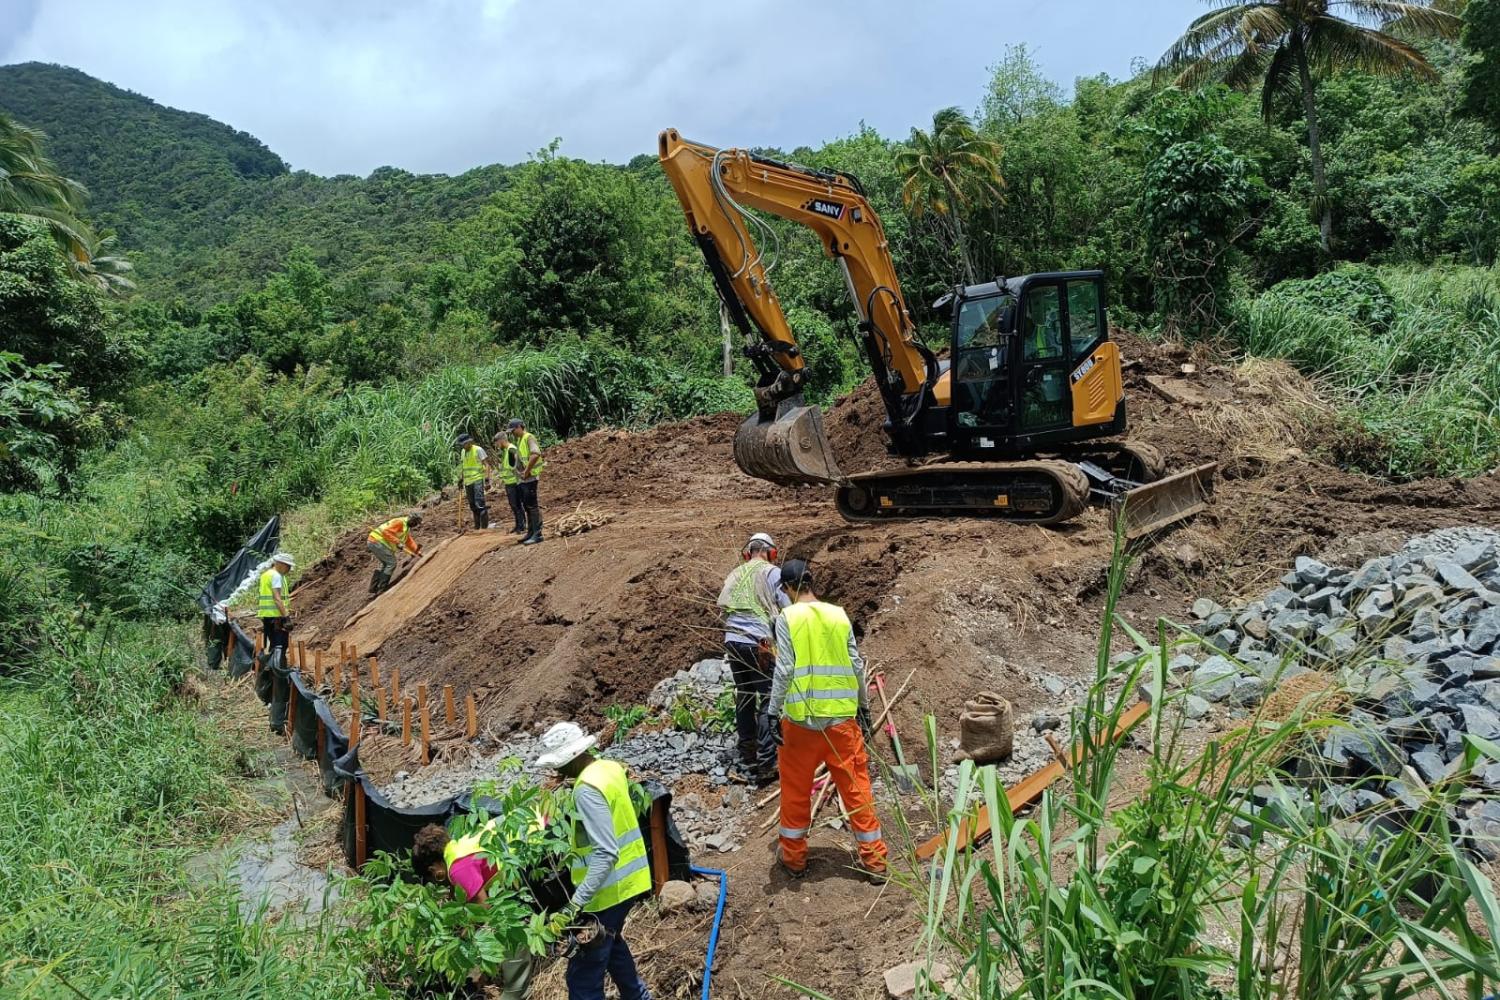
[0,62,514,303]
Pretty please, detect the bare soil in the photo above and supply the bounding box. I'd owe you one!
[280,332,1500,998]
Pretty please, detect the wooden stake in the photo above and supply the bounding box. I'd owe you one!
[288,680,298,738]
[402,696,413,745]
[350,679,362,749]
[297,640,307,673]
[252,634,262,678]
[420,705,432,765]
[649,798,670,895]
[465,694,479,739]
[352,782,368,868]
[376,687,388,723]
[367,656,380,689]
[314,648,324,688]
[443,684,456,726]
[389,665,400,701]
[332,653,342,691]
[226,627,235,668]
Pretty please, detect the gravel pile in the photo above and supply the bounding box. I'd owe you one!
[380,727,738,809]
[1158,528,1500,852]
[648,657,732,708]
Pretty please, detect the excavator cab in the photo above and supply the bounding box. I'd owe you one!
[946,271,1125,458]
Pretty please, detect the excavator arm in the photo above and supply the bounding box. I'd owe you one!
[658,129,941,485]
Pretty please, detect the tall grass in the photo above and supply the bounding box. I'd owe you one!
[909,537,1500,1000]
[0,618,365,998]
[1236,265,1500,479]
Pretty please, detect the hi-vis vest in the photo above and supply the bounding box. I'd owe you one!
[571,759,650,913]
[257,569,288,618]
[460,444,486,486]
[497,441,521,486]
[780,601,859,723]
[368,516,417,554]
[719,560,773,626]
[516,432,545,480]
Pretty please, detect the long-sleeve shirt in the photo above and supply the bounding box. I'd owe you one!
[568,784,619,910]
[768,604,867,730]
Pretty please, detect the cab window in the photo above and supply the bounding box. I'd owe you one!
[955,294,1011,350]
[1022,285,1063,361]
[1066,280,1102,357]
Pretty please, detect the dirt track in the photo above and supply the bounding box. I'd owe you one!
[287,333,1500,997]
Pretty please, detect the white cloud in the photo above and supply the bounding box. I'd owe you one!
[2,0,1203,175]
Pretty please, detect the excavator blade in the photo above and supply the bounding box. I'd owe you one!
[733,401,845,487]
[1110,462,1218,540]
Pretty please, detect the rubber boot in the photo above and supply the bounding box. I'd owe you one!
[521,506,543,545]
[369,569,386,594]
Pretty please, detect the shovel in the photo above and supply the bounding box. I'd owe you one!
[873,672,919,792]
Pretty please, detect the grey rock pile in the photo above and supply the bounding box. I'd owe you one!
[648,658,732,709]
[1147,530,1500,719]
[1161,528,1500,854]
[670,786,750,854]
[607,729,738,786]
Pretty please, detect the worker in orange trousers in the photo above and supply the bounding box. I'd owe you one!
[764,558,887,877]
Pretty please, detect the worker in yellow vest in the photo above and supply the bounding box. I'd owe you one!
[717,531,787,786]
[507,418,546,546]
[493,427,527,534]
[366,511,423,595]
[456,433,493,529]
[412,819,537,999]
[256,551,295,667]
[766,558,887,879]
[536,722,652,1000]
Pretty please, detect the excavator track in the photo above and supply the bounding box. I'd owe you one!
[835,460,1090,524]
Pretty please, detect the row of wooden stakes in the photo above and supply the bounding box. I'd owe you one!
[226,628,480,766]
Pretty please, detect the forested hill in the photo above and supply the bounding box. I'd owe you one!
[0,62,516,304]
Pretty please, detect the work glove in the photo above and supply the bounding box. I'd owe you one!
[546,906,578,939]
[764,714,784,747]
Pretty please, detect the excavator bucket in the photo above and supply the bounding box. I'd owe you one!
[1111,462,1218,540]
[733,400,845,487]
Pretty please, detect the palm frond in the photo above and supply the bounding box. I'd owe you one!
[1331,0,1464,37]
[1260,41,1303,118]
[1156,3,1277,77]
[1307,14,1440,78]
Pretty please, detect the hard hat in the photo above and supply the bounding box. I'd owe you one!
[747,532,775,548]
[780,558,813,589]
[407,511,424,526]
[535,722,597,769]
[271,552,295,569]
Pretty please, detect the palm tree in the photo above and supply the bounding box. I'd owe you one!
[1157,1,1461,253]
[76,233,135,296]
[895,107,1004,283]
[0,113,103,278]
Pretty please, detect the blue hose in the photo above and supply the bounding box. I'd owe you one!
[689,865,727,1000]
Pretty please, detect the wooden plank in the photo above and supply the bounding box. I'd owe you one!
[915,700,1149,860]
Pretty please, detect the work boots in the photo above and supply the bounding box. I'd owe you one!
[521,505,543,545]
[368,569,385,594]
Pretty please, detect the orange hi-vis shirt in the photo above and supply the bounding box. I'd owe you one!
[368,517,421,555]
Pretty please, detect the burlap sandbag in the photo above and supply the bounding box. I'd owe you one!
[956,691,1013,763]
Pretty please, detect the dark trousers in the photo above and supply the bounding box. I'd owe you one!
[465,480,489,528]
[565,899,650,1000]
[725,640,776,774]
[261,616,289,654]
[517,479,541,540]
[260,617,291,733]
[504,482,525,529]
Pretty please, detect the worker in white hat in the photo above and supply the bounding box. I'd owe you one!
[715,531,788,786]
[535,722,652,1000]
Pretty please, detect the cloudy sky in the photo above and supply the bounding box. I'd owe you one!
[2,0,1205,176]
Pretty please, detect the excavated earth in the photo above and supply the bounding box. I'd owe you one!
[287,333,1500,998]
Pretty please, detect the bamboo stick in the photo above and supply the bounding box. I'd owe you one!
[444,684,457,725]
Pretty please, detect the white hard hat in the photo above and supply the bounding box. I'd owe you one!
[535,722,597,769]
[747,532,775,548]
[271,552,295,568]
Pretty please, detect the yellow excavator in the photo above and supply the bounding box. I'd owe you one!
[658,130,1214,536]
